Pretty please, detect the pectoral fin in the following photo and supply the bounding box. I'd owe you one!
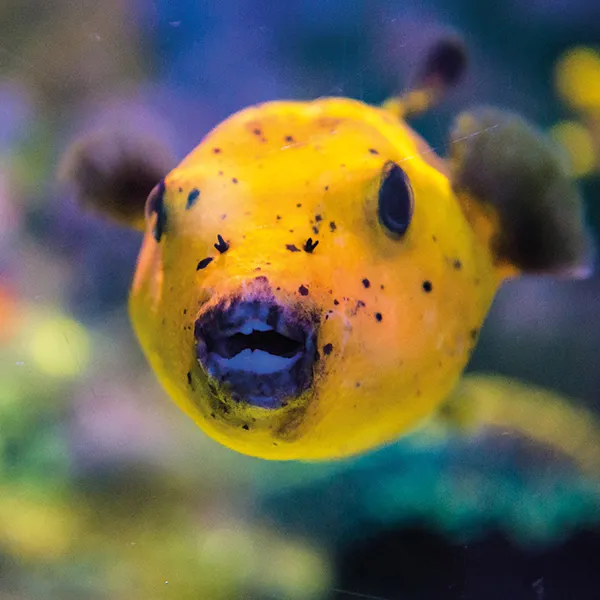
[449,108,594,278]
[59,128,174,230]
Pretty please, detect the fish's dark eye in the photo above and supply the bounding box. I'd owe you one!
[378,162,413,238]
[145,180,167,242]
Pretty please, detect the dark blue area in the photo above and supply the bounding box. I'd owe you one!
[150,181,167,242]
[186,188,200,209]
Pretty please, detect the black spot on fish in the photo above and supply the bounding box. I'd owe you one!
[453,259,462,270]
[350,300,366,316]
[380,284,385,290]
[355,382,361,388]
[186,372,192,386]
[242,424,249,431]
[183,308,187,315]
[178,187,183,193]
[329,221,337,232]
[323,343,333,355]
[362,278,371,288]
[432,235,437,242]
[232,177,238,184]
[303,238,319,253]
[369,148,379,155]
[253,128,262,136]
[422,280,433,293]
[324,185,329,191]
[333,299,339,305]
[296,203,302,208]
[315,214,322,222]
[470,328,479,340]
[276,215,282,220]
[354,300,366,314]
[186,188,200,209]
[286,244,301,252]
[375,312,383,322]
[218,170,224,176]
[285,135,295,143]
[312,226,319,235]
[298,285,309,296]
[214,234,229,254]
[196,257,214,270]
[213,147,222,154]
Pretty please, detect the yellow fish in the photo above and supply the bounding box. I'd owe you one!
[61,40,593,461]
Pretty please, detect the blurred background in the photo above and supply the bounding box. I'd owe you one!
[1,1,600,598]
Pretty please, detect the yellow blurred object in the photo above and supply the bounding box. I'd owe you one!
[198,523,331,599]
[555,47,600,112]
[28,315,91,378]
[259,541,331,600]
[438,374,600,476]
[0,493,78,559]
[550,120,597,177]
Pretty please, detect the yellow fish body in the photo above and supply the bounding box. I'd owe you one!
[62,40,593,461]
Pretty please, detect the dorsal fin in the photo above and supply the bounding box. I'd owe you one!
[382,37,468,119]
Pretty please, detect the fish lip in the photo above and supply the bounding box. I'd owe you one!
[194,298,317,409]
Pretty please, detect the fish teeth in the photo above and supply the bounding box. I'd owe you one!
[238,319,274,335]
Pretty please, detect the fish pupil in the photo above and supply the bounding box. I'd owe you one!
[378,162,413,238]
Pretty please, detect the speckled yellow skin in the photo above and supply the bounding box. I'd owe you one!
[130,98,503,460]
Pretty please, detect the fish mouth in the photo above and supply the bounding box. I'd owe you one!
[194,299,317,409]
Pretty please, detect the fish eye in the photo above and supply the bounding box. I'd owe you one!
[378,162,414,238]
[145,180,167,242]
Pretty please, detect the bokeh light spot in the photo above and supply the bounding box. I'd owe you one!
[555,47,600,111]
[550,120,596,177]
[28,315,91,378]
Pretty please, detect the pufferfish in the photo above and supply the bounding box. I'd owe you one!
[61,40,594,462]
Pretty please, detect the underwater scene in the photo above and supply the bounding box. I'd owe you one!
[2,1,600,598]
